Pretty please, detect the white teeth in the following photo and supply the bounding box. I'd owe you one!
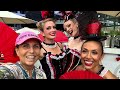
[85,60,93,64]
[51,34,55,36]
[26,56,35,59]
[69,31,73,35]
[50,33,56,36]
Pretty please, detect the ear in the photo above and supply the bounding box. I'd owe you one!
[40,31,45,37]
[76,23,79,28]
[15,48,19,57]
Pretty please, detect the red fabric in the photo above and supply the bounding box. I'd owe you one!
[55,30,68,42]
[0,22,19,63]
[38,34,44,42]
[59,70,103,79]
[87,20,101,34]
[38,30,68,43]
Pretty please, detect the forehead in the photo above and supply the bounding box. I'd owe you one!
[64,20,73,26]
[23,38,40,44]
[44,21,55,26]
[82,41,101,50]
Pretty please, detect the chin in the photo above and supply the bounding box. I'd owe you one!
[50,37,56,40]
[84,65,93,70]
[26,62,35,66]
[72,34,75,37]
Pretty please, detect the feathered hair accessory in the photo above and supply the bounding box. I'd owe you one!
[63,12,75,22]
[41,11,53,20]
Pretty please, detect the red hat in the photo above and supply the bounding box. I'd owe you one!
[87,20,101,35]
[84,20,107,41]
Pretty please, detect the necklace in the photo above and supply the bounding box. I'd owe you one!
[74,35,80,39]
[41,42,57,48]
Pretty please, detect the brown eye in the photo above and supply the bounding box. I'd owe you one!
[21,43,30,49]
[92,51,98,55]
[81,49,87,53]
[33,44,41,49]
[53,26,56,29]
[46,26,51,30]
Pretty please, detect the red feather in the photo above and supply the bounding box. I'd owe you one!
[41,11,50,19]
[0,22,19,63]
[59,70,103,79]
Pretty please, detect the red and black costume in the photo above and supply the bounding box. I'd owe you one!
[39,44,81,79]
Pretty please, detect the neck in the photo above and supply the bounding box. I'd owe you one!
[83,65,102,74]
[74,31,80,39]
[20,63,34,74]
[44,38,55,44]
[42,41,56,48]
[43,42,55,45]
[74,35,80,39]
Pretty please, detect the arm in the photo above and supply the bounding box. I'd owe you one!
[103,70,118,79]
[0,66,15,79]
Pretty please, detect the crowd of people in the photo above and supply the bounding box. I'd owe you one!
[0,11,118,79]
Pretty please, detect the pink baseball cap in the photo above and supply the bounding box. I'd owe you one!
[15,31,41,46]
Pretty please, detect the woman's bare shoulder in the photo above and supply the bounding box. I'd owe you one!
[104,70,118,79]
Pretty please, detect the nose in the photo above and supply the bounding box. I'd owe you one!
[29,47,34,53]
[66,27,70,32]
[51,27,56,32]
[86,52,91,59]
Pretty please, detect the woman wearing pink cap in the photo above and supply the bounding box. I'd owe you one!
[0,31,46,79]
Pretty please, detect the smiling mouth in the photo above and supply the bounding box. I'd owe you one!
[84,60,93,66]
[68,31,73,35]
[26,56,36,61]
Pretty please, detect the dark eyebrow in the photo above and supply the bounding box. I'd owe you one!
[66,24,71,27]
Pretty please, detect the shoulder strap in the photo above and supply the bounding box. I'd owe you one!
[41,45,47,53]
[97,65,104,75]
[56,42,63,51]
